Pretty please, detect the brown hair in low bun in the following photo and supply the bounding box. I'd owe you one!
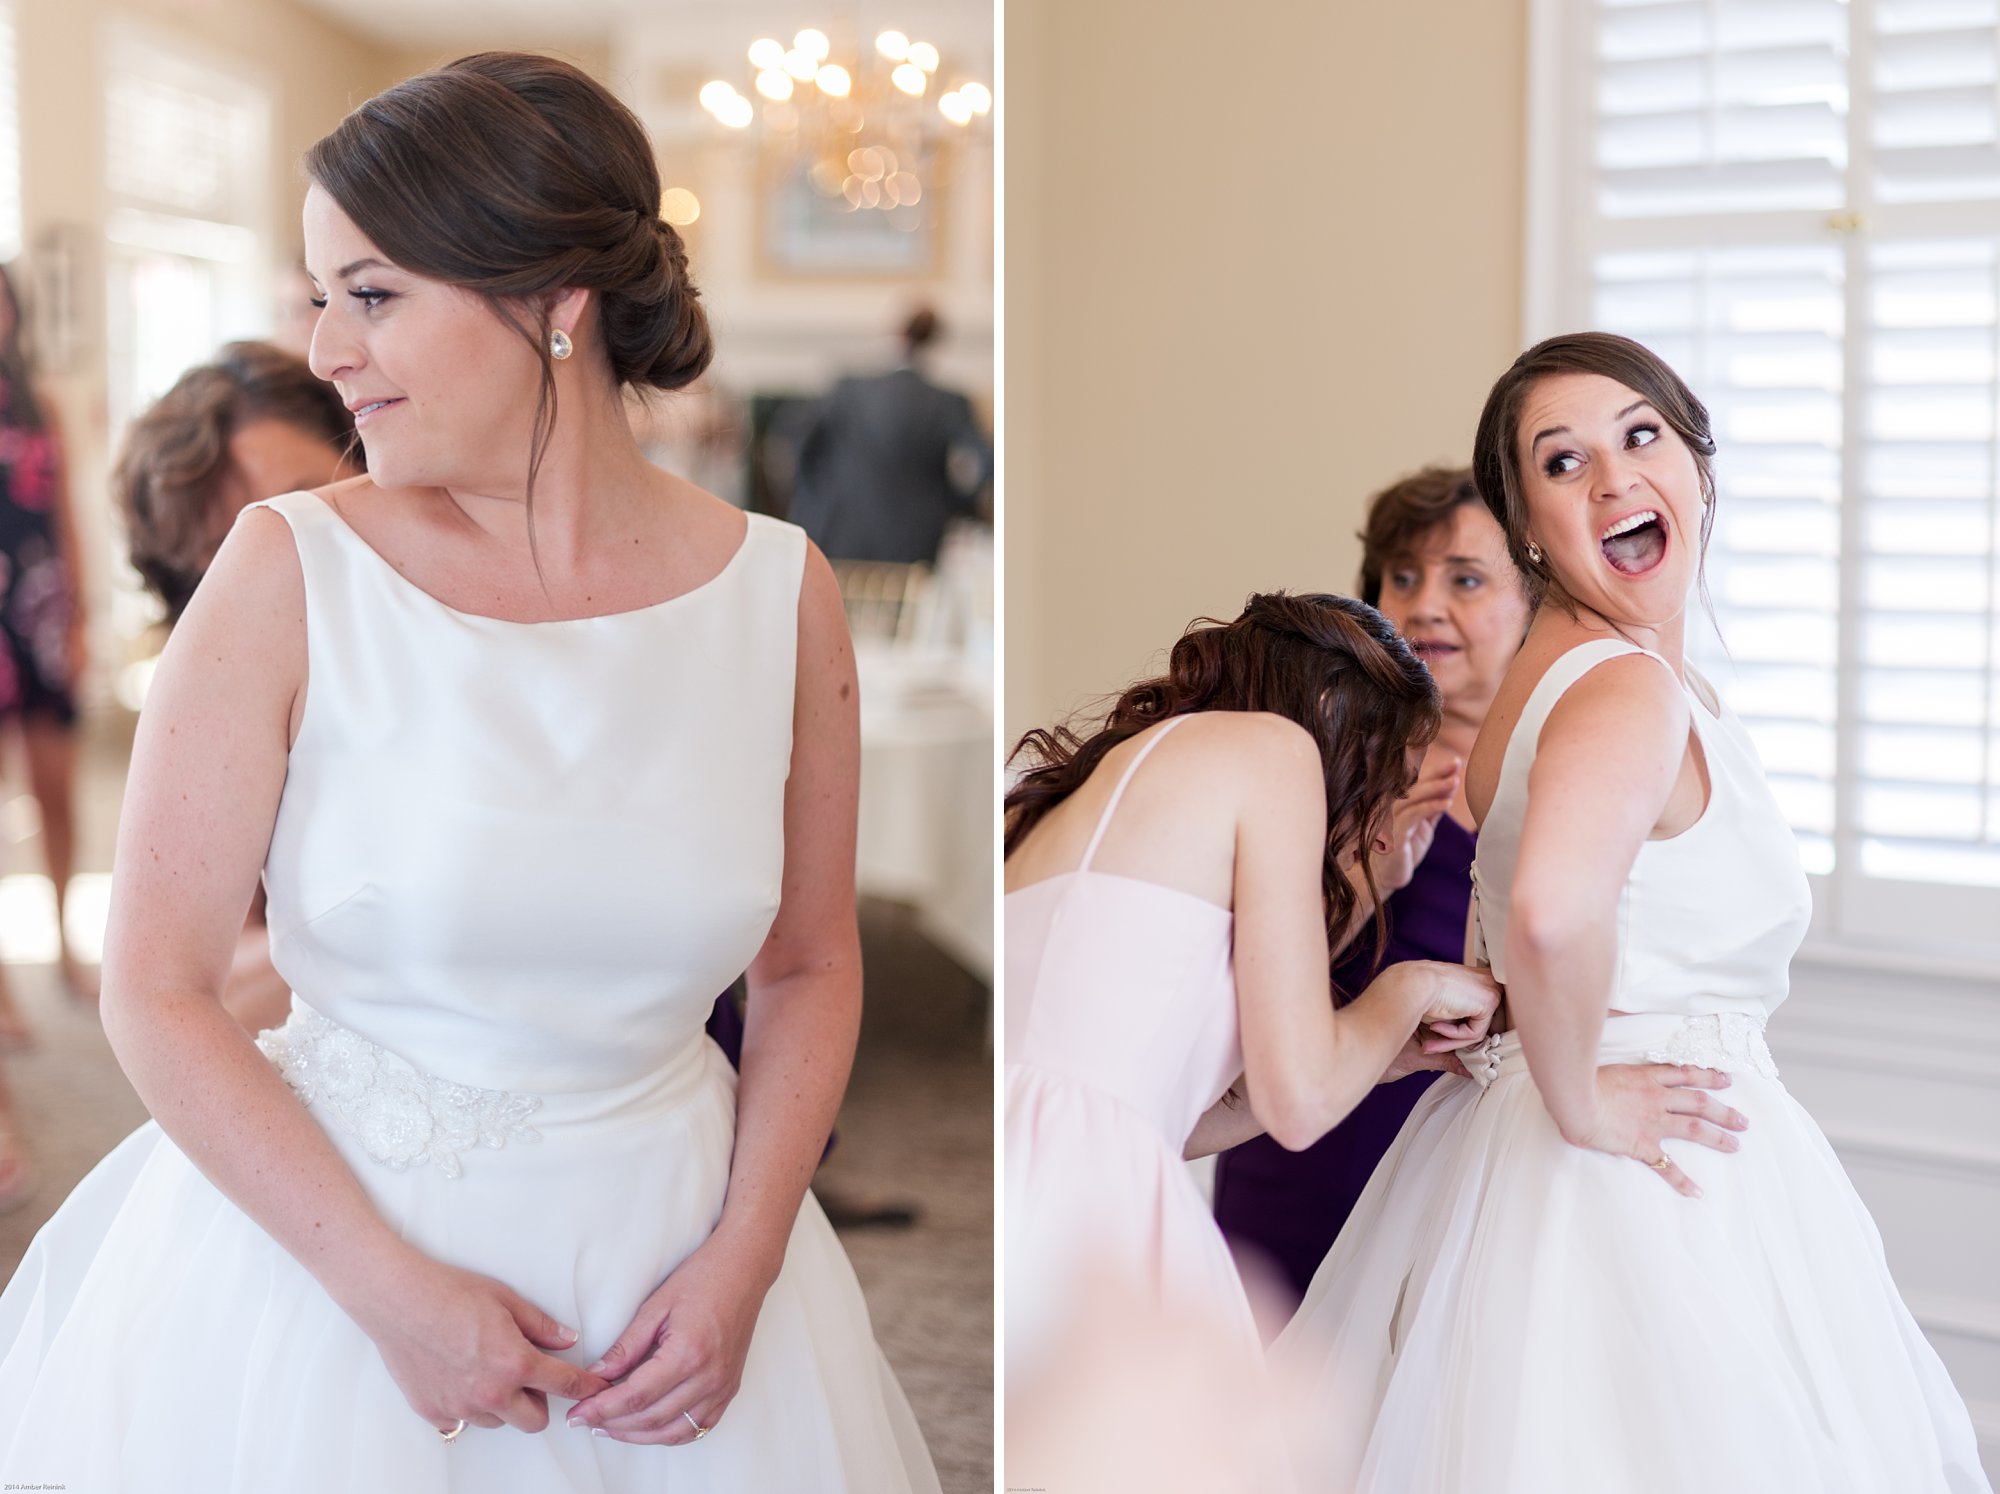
[304,51,713,535]
[1005,593,1442,984]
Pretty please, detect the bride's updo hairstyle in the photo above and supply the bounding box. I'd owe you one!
[1472,331,1717,616]
[1006,593,1441,975]
[305,51,712,500]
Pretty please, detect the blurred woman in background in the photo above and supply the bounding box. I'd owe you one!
[117,339,359,626]
[0,264,90,1017]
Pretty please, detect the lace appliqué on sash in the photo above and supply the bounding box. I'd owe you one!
[257,1009,542,1179]
[1642,1012,1780,1081]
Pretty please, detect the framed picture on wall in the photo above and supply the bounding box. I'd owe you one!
[755,145,945,280]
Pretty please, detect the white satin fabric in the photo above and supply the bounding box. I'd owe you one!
[1276,639,1989,1493]
[0,491,940,1492]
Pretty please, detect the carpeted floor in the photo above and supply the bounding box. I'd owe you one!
[0,715,993,1491]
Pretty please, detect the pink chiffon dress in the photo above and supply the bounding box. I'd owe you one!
[1003,717,1258,1384]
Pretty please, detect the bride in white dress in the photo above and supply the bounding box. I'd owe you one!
[0,53,939,1492]
[1277,332,1990,1493]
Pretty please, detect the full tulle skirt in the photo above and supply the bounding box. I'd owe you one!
[1274,1015,1989,1494]
[0,1031,939,1493]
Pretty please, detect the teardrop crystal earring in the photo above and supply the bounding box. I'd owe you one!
[549,328,573,361]
[1526,540,1543,564]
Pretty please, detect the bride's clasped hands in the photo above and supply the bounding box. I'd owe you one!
[564,1232,772,1445]
[349,1250,610,1436]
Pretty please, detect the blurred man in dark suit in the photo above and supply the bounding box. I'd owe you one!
[790,306,990,564]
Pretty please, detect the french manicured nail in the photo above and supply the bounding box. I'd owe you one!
[587,1358,609,1375]
[567,1415,584,1429]
[558,1324,579,1344]
[591,1428,611,1439]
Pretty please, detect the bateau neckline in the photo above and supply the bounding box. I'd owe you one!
[291,490,757,626]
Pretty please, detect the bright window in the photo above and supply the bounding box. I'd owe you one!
[1530,0,2000,965]
[101,25,270,440]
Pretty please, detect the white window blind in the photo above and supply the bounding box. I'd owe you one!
[100,26,269,441]
[1533,0,2000,963]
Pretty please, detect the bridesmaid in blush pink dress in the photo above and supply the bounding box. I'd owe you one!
[1001,592,1501,1480]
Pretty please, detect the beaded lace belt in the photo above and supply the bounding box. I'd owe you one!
[1457,1010,1780,1091]
[258,1007,542,1179]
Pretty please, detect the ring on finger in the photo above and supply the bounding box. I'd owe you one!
[1646,1155,1671,1171]
[682,1410,710,1441]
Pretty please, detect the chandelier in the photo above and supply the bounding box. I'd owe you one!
[697,28,991,222]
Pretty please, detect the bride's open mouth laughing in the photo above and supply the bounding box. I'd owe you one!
[1599,507,1669,577]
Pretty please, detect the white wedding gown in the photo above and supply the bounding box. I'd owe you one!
[0,492,941,1492]
[1275,638,1990,1493]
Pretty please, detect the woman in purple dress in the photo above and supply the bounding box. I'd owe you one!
[1212,467,1531,1315]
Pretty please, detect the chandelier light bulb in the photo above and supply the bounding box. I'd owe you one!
[889,171,921,205]
[794,28,831,62]
[699,80,736,113]
[961,82,992,115]
[660,187,701,226]
[718,94,755,128]
[876,30,910,61]
[755,68,794,101]
[939,91,972,125]
[816,64,852,97]
[747,38,785,70]
[892,63,927,95]
[782,49,818,81]
[907,41,940,73]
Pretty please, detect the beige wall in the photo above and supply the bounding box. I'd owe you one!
[1004,0,1529,749]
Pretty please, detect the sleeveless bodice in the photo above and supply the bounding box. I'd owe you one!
[253,491,805,1095]
[1471,638,1812,1019]
[1004,718,1241,1144]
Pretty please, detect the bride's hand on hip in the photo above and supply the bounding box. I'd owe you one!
[566,1235,768,1445]
[1565,1064,1750,1199]
[360,1259,609,1435]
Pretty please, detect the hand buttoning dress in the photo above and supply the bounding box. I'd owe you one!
[1274,637,1989,1493]
[0,490,940,1493]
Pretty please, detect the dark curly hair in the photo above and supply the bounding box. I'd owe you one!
[1006,592,1442,984]
[114,340,357,621]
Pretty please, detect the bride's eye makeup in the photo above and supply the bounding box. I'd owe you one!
[1626,422,1660,448]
